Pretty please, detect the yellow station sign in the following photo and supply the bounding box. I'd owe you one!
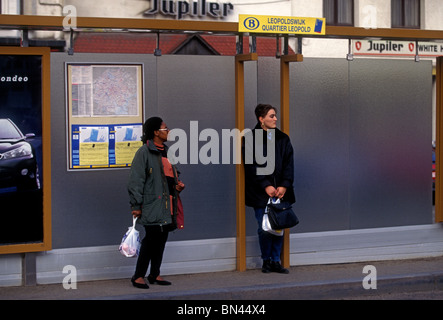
[239,14,326,35]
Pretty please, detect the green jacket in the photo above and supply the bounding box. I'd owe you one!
[127,140,178,228]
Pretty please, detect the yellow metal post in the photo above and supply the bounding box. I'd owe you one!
[279,53,303,268]
[235,53,258,271]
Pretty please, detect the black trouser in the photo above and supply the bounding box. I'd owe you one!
[133,225,169,279]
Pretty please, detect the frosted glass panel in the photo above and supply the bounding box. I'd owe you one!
[349,59,432,228]
[290,59,351,232]
[283,58,432,232]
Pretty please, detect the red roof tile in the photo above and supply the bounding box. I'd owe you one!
[73,32,295,56]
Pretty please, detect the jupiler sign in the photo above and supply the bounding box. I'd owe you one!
[144,0,234,20]
[353,40,443,57]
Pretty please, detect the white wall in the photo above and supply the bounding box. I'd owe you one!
[1,0,19,13]
[64,0,148,18]
[0,0,20,38]
[354,0,391,29]
[423,0,443,30]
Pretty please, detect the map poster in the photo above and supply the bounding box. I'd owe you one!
[66,63,144,170]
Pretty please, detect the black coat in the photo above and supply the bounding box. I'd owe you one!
[243,123,296,208]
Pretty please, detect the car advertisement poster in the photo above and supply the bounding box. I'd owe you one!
[0,49,49,250]
[66,64,144,170]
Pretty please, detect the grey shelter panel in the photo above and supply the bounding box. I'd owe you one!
[50,53,158,249]
[256,58,281,120]
[290,58,351,232]
[348,59,433,228]
[49,53,258,249]
[285,58,432,232]
[156,55,240,240]
[48,52,432,250]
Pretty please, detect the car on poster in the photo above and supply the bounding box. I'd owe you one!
[0,118,40,193]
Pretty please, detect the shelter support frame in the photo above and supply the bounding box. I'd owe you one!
[235,52,258,272]
[279,51,303,268]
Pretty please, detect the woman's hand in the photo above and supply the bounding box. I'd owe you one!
[275,187,287,199]
[132,210,142,218]
[176,180,185,192]
[265,186,286,199]
[265,186,277,198]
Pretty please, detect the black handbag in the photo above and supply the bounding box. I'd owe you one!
[266,200,299,230]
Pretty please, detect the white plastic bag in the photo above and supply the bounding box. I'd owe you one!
[262,198,284,236]
[119,217,141,257]
[262,213,284,236]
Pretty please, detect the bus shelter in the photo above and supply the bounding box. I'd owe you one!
[0,15,442,280]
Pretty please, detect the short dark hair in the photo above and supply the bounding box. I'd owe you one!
[255,104,276,122]
[142,116,163,143]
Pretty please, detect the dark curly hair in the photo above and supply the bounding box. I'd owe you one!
[142,116,163,144]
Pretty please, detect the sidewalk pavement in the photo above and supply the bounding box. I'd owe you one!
[1,256,442,300]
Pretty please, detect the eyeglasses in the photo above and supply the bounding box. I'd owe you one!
[158,127,169,131]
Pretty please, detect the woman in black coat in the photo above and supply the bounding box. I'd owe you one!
[243,104,295,274]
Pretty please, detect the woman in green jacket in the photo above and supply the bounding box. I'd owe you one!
[128,117,185,289]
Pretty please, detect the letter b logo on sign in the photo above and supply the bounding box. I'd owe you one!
[243,17,259,31]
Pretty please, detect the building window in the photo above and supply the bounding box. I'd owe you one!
[323,0,354,26]
[391,0,420,28]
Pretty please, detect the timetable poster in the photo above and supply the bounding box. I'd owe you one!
[71,124,143,169]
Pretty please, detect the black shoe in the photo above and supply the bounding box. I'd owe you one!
[148,274,172,285]
[261,259,272,273]
[131,276,149,289]
[271,261,289,274]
